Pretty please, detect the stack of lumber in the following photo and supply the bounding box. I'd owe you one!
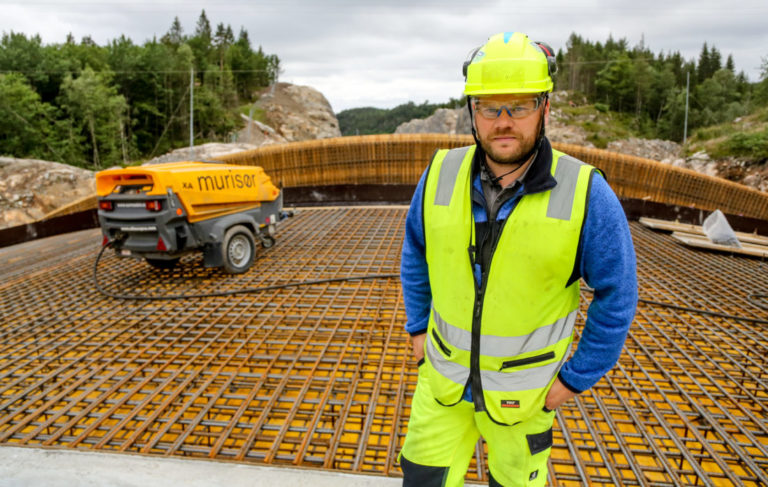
[639,217,768,258]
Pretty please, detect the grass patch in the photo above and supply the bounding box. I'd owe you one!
[239,103,266,123]
[587,133,609,148]
[754,106,768,123]
[690,124,738,142]
[558,104,601,118]
[711,129,768,163]
[572,109,637,148]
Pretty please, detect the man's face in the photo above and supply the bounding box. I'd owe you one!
[472,93,547,165]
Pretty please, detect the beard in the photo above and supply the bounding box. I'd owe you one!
[476,116,542,166]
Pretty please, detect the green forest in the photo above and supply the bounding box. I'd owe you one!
[3,22,768,167]
[0,11,279,168]
[556,34,768,140]
[339,34,768,162]
[337,98,464,136]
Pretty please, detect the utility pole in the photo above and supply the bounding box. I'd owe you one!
[190,67,195,159]
[683,71,690,145]
[248,104,257,142]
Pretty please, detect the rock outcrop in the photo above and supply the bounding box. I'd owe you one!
[546,119,591,146]
[235,114,288,147]
[394,107,472,135]
[256,83,341,142]
[0,158,95,229]
[606,138,683,162]
[396,108,460,135]
[142,142,265,166]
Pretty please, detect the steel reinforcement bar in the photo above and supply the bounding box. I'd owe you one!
[0,208,767,485]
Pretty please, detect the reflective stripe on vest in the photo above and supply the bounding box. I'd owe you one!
[434,146,471,206]
[547,155,584,220]
[432,306,577,357]
[422,144,594,424]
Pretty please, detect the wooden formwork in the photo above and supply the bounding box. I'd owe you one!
[43,134,768,222]
[220,135,768,221]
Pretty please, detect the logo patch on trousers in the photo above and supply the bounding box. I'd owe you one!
[529,470,538,481]
[500,399,520,408]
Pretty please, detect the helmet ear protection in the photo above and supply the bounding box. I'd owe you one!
[462,46,482,79]
[534,41,557,78]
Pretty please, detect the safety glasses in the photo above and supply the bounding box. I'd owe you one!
[473,95,544,120]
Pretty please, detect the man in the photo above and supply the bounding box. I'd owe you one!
[398,32,637,487]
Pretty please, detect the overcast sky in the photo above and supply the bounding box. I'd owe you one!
[2,0,767,112]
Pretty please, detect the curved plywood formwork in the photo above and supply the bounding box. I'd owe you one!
[557,143,768,221]
[219,134,475,187]
[219,134,768,221]
[42,134,768,222]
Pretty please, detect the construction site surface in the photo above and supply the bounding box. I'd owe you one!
[1,135,768,486]
[0,206,766,486]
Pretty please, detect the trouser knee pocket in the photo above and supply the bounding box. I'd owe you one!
[400,454,449,487]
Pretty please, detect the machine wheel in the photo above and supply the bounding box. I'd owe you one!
[261,236,276,249]
[222,225,255,274]
[146,257,180,269]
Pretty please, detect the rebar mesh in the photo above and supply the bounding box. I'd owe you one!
[1,208,767,485]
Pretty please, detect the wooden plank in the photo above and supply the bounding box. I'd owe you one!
[639,217,701,234]
[671,232,768,258]
[640,217,768,246]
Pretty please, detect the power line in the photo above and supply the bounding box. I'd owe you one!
[0,69,274,74]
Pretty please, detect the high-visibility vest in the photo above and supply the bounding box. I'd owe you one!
[422,145,595,425]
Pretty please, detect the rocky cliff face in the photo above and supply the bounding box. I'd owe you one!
[235,114,287,147]
[255,82,341,142]
[145,82,340,164]
[0,158,95,229]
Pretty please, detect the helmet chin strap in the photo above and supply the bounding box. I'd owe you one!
[467,97,479,144]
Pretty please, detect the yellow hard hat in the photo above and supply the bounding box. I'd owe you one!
[463,32,555,96]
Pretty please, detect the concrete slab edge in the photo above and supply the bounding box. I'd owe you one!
[0,445,403,487]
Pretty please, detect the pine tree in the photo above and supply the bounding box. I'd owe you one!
[710,46,722,74]
[162,17,184,46]
[194,10,212,42]
[237,27,250,49]
[189,10,213,74]
[214,22,234,70]
[697,42,711,82]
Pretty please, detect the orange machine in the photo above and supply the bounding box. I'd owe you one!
[96,161,290,273]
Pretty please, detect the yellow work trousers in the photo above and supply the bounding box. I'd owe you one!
[399,363,556,487]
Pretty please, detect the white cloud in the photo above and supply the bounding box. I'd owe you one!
[1,0,766,111]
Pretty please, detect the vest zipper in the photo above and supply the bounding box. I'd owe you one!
[499,351,556,370]
[469,213,511,415]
